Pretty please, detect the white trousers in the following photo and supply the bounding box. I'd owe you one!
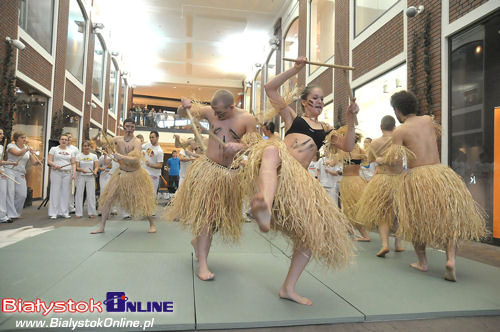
[150,174,160,194]
[323,186,339,207]
[0,174,8,221]
[5,169,27,218]
[48,170,72,217]
[75,175,97,217]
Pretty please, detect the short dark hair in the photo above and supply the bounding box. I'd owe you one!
[264,121,275,133]
[123,118,135,125]
[380,115,396,131]
[150,131,159,138]
[390,91,417,116]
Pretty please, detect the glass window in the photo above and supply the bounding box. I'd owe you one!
[449,23,495,237]
[253,70,262,116]
[283,19,299,93]
[353,63,406,139]
[62,108,81,148]
[108,62,117,115]
[119,79,126,123]
[65,0,87,82]
[309,0,335,73]
[92,36,105,100]
[13,85,48,199]
[18,0,54,53]
[355,0,399,36]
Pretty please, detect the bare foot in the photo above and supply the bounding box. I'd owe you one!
[250,193,271,232]
[279,287,312,306]
[197,267,215,281]
[410,262,428,272]
[148,225,157,233]
[444,263,456,282]
[355,237,371,242]
[191,238,199,261]
[376,247,390,257]
[90,227,104,234]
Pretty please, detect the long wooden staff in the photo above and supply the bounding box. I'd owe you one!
[283,57,355,71]
[185,108,207,152]
[335,41,358,125]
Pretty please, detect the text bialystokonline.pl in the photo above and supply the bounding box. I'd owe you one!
[15,317,155,330]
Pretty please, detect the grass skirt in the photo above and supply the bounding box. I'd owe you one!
[98,167,156,218]
[339,175,366,224]
[356,173,398,229]
[239,139,354,268]
[394,164,487,247]
[165,156,244,242]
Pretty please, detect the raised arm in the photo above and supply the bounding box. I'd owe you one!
[264,57,306,129]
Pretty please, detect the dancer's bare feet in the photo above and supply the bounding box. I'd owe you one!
[410,262,428,272]
[197,266,215,281]
[191,238,199,261]
[279,287,312,306]
[148,225,156,233]
[90,227,104,234]
[355,236,370,242]
[250,193,271,232]
[376,247,390,257]
[444,263,456,282]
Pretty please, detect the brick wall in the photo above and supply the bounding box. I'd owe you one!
[352,14,404,80]
[449,0,490,23]
[52,0,70,115]
[309,68,333,95]
[407,0,442,120]
[64,78,83,109]
[334,0,350,126]
[0,0,18,72]
[17,40,53,91]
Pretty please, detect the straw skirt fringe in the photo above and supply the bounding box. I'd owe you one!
[394,164,487,247]
[356,173,398,229]
[98,167,156,218]
[165,156,244,242]
[240,139,354,268]
[339,175,366,223]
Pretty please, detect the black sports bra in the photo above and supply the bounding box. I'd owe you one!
[285,117,331,150]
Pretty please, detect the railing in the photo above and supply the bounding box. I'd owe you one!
[130,111,209,130]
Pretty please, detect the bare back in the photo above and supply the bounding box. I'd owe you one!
[392,115,440,168]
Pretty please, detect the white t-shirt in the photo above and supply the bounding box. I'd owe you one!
[179,149,194,178]
[6,143,30,174]
[75,152,98,176]
[318,157,342,188]
[98,155,113,174]
[142,143,164,176]
[49,146,75,171]
[308,160,319,178]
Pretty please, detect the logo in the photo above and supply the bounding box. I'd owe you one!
[103,292,173,313]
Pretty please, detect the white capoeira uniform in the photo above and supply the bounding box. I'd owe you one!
[75,152,98,217]
[98,155,113,192]
[67,144,79,211]
[179,149,194,186]
[317,157,342,207]
[0,145,9,222]
[142,142,164,194]
[48,146,75,218]
[5,143,30,218]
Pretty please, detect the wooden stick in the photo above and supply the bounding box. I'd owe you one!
[200,127,227,149]
[335,41,358,125]
[185,108,207,152]
[0,170,21,184]
[282,57,355,71]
